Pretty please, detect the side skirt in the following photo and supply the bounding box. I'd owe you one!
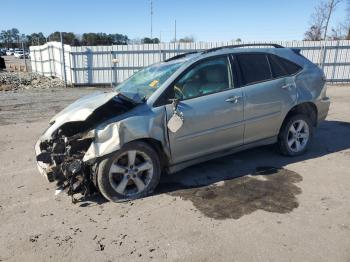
[166,136,277,174]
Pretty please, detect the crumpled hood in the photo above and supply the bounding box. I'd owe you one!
[42,91,118,140]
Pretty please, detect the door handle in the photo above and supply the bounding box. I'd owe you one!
[225,96,241,103]
[281,84,293,90]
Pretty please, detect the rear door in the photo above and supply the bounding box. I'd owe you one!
[166,55,244,164]
[234,53,297,144]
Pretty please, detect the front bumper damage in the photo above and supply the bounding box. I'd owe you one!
[34,91,171,202]
[34,91,140,201]
[35,129,97,201]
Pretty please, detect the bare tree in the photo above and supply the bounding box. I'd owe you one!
[323,0,342,39]
[305,0,342,40]
[329,0,350,39]
[330,24,348,39]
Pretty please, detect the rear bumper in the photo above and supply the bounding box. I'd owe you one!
[316,97,331,123]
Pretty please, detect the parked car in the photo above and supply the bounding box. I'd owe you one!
[6,49,14,56]
[35,44,330,202]
[14,50,29,59]
[14,51,23,58]
[0,49,7,55]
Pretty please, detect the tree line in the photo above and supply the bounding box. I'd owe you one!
[304,0,350,40]
[0,29,197,49]
[0,30,131,48]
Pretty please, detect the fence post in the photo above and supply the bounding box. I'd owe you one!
[39,47,43,75]
[60,32,68,88]
[72,51,76,85]
[69,51,73,85]
[321,41,327,70]
[47,44,52,76]
[110,46,114,87]
[331,40,340,82]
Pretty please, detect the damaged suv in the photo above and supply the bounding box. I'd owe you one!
[35,44,330,202]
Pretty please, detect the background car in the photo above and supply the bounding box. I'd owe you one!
[6,49,14,55]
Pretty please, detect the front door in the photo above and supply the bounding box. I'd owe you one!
[166,56,244,164]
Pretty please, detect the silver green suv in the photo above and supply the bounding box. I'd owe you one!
[35,44,330,202]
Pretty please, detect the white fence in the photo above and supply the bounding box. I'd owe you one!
[30,40,350,85]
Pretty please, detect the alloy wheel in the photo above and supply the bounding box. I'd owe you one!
[287,119,310,153]
[108,150,154,196]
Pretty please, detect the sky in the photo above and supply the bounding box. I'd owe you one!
[1,0,348,42]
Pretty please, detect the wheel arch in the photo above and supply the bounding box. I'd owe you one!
[130,138,170,170]
[282,102,318,128]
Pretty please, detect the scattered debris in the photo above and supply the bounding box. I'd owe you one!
[29,234,41,242]
[0,72,65,91]
[96,239,105,251]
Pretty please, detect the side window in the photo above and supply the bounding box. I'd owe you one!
[277,56,302,75]
[237,54,272,85]
[269,55,289,78]
[174,56,231,100]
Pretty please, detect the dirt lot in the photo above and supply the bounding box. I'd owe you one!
[0,86,349,262]
[2,55,30,71]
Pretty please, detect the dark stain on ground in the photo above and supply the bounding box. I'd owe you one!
[158,166,302,220]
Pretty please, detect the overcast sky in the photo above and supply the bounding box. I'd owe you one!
[1,0,348,41]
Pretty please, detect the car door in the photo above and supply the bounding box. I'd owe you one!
[233,53,297,144]
[165,55,244,164]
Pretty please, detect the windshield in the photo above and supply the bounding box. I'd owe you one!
[115,62,182,102]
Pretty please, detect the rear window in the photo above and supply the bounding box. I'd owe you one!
[272,55,302,75]
[237,54,272,85]
[268,55,289,78]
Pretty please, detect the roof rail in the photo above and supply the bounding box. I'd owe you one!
[203,43,284,54]
[164,51,199,62]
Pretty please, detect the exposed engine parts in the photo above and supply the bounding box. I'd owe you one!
[35,93,137,202]
[37,128,95,201]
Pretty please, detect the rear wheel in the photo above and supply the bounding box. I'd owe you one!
[278,114,313,156]
[97,141,161,202]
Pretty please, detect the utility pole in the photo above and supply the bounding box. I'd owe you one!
[22,40,27,72]
[174,19,177,43]
[150,0,153,40]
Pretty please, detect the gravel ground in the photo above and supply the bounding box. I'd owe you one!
[0,86,349,261]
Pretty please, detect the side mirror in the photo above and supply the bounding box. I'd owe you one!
[168,98,179,110]
[167,98,183,133]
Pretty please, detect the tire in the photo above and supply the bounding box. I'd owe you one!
[278,114,314,156]
[97,141,161,202]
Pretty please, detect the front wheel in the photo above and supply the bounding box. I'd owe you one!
[97,141,161,202]
[278,114,314,156]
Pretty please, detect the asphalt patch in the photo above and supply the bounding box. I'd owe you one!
[163,166,302,220]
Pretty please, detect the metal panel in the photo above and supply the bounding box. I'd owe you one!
[30,40,350,85]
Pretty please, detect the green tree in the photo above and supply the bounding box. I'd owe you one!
[27,32,47,46]
[142,37,160,44]
[81,33,114,45]
[48,31,78,45]
[0,28,20,48]
[109,34,129,45]
[178,36,195,43]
